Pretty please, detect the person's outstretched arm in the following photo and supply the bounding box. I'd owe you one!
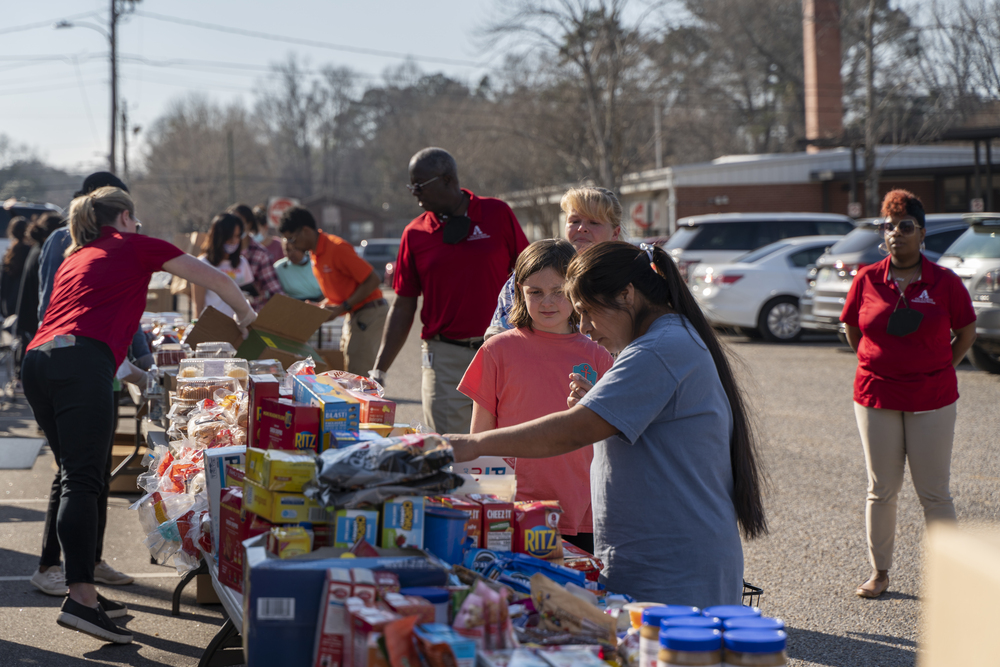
[163,254,255,333]
[373,295,417,374]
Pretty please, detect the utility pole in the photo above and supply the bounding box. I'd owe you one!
[227,130,236,203]
[109,0,118,174]
[863,0,879,217]
[654,101,663,170]
[121,100,129,184]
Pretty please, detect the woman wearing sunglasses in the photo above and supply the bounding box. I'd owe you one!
[840,189,977,599]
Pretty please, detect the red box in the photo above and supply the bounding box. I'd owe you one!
[312,569,383,667]
[259,397,321,452]
[248,374,280,449]
[349,598,399,667]
[428,495,482,548]
[467,494,513,552]
[346,390,396,426]
[217,488,274,592]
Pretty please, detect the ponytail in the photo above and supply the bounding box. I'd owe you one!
[66,186,134,255]
[567,241,768,540]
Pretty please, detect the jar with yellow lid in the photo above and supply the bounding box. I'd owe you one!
[722,629,787,667]
[658,627,723,666]
[639,606,700,667]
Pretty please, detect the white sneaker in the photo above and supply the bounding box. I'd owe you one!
[31,566,69,596]
[93,561,134,586]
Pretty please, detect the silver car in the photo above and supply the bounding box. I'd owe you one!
[937,215,1000,374]
[801,214,968,342]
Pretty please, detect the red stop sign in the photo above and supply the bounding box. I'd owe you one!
[267,197,299,228]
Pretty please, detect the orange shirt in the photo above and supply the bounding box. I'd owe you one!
[311,232,382,311]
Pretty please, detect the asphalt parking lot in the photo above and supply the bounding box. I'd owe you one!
[1,323,997,666]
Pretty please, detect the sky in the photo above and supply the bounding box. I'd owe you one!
[1,0,498,173]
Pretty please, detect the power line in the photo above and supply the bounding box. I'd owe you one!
[134,10,489,69]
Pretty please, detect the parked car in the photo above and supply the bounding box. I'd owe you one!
[357,238,401,285]
[664,212,856,283]
[937,214,1000,374]
[800,214,969,341]
[691,235,844,342]
[0,199,63,255]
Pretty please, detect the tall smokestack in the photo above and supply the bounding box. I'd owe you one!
[803,0,844,151]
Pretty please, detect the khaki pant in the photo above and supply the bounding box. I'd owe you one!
[340,302,389,377]
[420,338,478,435]
[854,401,958,570]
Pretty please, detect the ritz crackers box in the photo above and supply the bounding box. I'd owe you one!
[292,375,361,451]
[468,494,513,552]
[258,397,321,452]
[248,374,280,449]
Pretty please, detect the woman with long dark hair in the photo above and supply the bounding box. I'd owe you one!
[1,215,32,318]
[192,212,256,318]
[448,241,766,606]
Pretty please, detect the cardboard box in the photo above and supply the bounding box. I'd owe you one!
[248,374,280,449]
[428,495,482,549]
[243,478,333,525]
[258,397,321,452]
[293,375,360,451]
[185,295,332,371]
[361,423,417,438]
[310,375,394,425]
[243,539,450,667]
[108,443,148,493]
[350,600,399,667]
[267,526,313,559]
[246,447,317,493]
[312,570,382,667]
[381,496,425,549]
[204,445,247,559]
[196,573,221,605]
[217,488,274,592]
[469,495,513,552]
[146,288,174,313]
[334,508,380,548]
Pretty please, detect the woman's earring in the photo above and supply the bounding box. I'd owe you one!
[920,241,926,252]
[878,242,889,256]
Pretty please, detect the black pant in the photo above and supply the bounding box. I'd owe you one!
[563,532,595,555]
[38,395,118,568]
[23,337,115,586]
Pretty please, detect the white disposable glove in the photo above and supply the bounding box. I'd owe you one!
[235,306,257,339]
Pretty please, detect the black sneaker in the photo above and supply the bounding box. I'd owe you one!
[97,593,128,619]
[56,597,133,644]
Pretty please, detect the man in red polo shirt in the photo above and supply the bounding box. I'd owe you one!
[371,148,528,434]
[279,206,387,376]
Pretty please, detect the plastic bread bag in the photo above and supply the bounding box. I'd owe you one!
[314,471,465,509]
[173,496,212,573]
[137,444,172,494]
[312,434,456,489]
[280,357,316,393]
[317,370,385,398]
[529,574,617,646]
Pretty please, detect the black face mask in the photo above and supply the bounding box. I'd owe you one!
[441,215,472,244]
[887,291,923,337]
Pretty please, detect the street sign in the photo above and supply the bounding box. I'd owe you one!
[848,202,862,218]
[267,197,300,228]
[630,201,651,230]
[971,198,985,213]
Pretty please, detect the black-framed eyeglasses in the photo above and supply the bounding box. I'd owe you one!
[879,218,919,235]
[407,176,440,194]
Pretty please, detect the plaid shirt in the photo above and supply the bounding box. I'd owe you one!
[243,239,285,310]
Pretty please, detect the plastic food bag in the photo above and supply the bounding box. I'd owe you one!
[280,358,316,393]
[317,370,385,398]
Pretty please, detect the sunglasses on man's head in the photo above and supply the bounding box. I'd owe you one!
[879,219,920,235]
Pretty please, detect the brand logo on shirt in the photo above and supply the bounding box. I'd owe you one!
[321,265,333,273]
[468,225,490,241]
[912,289,936,304]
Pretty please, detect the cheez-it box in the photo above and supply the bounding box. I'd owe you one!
[248,374,280,450]
[467,494,513,552]
[258,397,321,452]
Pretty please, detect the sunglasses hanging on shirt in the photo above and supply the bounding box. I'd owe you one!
[441,215,472,244]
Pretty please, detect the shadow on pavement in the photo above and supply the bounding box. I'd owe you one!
[0,640,95,666]
[0,546,43,575]
[0,504,47,522]
[787,627,916,666]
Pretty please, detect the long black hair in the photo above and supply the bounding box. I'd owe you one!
[205,213,244,268]
[566,241,768,540]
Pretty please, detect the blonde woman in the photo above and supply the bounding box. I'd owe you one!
[22,187,255,644]
[486,187,623,338]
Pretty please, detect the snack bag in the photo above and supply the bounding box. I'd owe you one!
[452,592,486,650]
[513,501,563,561]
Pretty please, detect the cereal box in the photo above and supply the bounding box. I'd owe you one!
[381,495,425,549]
[333,508,379,548]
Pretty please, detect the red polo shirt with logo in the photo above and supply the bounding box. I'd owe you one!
[393,190,529,339]
[841,255,976,412]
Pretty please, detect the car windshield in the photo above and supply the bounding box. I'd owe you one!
[733,242,792,264]
[943,225,1000,258]
[664,226,701,250]
[829,226,880,254]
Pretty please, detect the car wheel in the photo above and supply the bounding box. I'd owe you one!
[758,297,801,343]
[736,327,762,339]
[968,343,1000,374]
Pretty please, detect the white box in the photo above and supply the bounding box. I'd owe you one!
[204,445,246,560]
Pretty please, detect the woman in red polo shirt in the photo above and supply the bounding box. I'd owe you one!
[841,189,977,599]
[22,187,256,643]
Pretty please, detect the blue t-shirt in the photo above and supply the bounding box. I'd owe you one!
[579,313,743,608]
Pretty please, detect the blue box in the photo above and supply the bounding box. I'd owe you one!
[243,536,449,667]
[333,508,379,548]
[292,375,360,451]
